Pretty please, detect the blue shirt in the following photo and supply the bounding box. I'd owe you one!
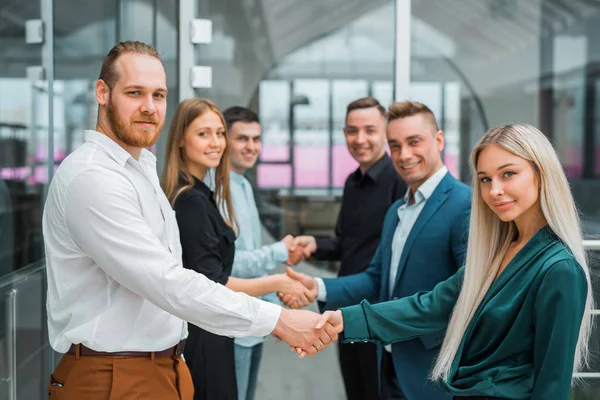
[229,171,289,347]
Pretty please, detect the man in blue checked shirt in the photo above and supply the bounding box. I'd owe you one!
[222,106,304,400]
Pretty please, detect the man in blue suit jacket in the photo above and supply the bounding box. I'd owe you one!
[285,101,471,400]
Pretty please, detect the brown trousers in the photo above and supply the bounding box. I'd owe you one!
[47,353,194,400]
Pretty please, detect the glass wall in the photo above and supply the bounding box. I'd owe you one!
[192,0,396,244]
[2,0,600,398]
[410,0,600,396]
[0,1,178,398]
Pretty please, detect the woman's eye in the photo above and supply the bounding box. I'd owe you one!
[480,177,490,183]
[503,171,515,178]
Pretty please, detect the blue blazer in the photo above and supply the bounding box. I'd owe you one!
[321,172,471,400]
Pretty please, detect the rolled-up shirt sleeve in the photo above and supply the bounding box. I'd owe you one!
[64,168,280,338]
[174,191,229,285]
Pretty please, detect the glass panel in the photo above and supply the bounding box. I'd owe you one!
[0,264,50,400]
[293,79,330,189]
[331,80,368,188]
[411,0,600,233]
[372,81,394,108]
[52,0,178,171]
[412,1,600,380]
[0,0,44,281]
[259,80,290,162]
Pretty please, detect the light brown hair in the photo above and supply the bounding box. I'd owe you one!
[346,97,386,121]
[99,41,161,88]
[387,101,439,132]
[161,99,237,231]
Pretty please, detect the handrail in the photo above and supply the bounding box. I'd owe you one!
[6,289,17,400]
[0,261,46,291]
[583,240,600,251]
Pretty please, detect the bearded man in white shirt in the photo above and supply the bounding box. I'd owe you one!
[43,41,338,400]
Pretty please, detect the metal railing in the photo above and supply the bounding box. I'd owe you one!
[572,240,600,379]
[583,240,600,251]
[0,261,46,400]
[5,289,17,400]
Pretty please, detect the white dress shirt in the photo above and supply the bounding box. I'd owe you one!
[43,130,281,353]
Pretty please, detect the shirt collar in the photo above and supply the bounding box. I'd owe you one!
[192,176,213,198]
[404,165,448,203]
[84,129,156,168]
[229,170,246,185]
[352,153,391,183]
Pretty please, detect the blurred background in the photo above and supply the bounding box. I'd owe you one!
[2,0,600,398]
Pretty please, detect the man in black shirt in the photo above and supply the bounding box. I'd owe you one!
[291,97,406,400]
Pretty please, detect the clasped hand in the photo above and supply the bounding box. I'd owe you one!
[286,310,345,358]
[273,308,344,358]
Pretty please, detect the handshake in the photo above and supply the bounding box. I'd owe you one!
[276,235,319,309]
[281,235,317,266]
[272,234,346,358]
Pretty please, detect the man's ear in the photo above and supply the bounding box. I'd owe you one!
[436,130,445,152]
[95,79,110,106]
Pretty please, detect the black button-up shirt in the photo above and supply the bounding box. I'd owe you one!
[315,153,407,277]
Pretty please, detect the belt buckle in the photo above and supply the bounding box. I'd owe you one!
[174,340,185,357]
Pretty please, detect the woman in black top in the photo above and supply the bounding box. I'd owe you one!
[161,99,313,400]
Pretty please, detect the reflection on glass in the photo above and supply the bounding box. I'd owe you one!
[259,80,290,162]
[410,0,600,235]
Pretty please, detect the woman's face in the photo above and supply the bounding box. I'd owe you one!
[181,111,227,175]
[477,144,541,224]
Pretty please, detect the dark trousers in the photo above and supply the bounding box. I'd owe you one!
[338,341,383,400]
[381,349,406,400]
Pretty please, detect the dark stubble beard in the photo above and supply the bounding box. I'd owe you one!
[106,96,162,148]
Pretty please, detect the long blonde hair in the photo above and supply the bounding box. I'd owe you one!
[161,98,237,230]
[431,123,593,381]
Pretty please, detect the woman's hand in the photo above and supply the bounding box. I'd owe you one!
[290,310,345,357]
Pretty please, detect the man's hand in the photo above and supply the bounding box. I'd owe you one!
[316,310,344,332]
[272,308,341,357]
[281,235,305,266]
[291,310,345,358]
[286,246,305,266]
[275,273,315,308]
[291,236,317,258]
[278,267,318,309]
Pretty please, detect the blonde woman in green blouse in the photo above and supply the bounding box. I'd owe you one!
[314,124,593,400]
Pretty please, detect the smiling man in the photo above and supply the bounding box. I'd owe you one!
[222,106,305,400]
[42,42,334,400]
[286,101,472,399]
[291,97,407,400]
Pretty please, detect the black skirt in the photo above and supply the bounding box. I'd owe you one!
[184,324,237,400]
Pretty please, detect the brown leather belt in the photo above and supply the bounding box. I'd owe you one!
[67,340,186,358]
